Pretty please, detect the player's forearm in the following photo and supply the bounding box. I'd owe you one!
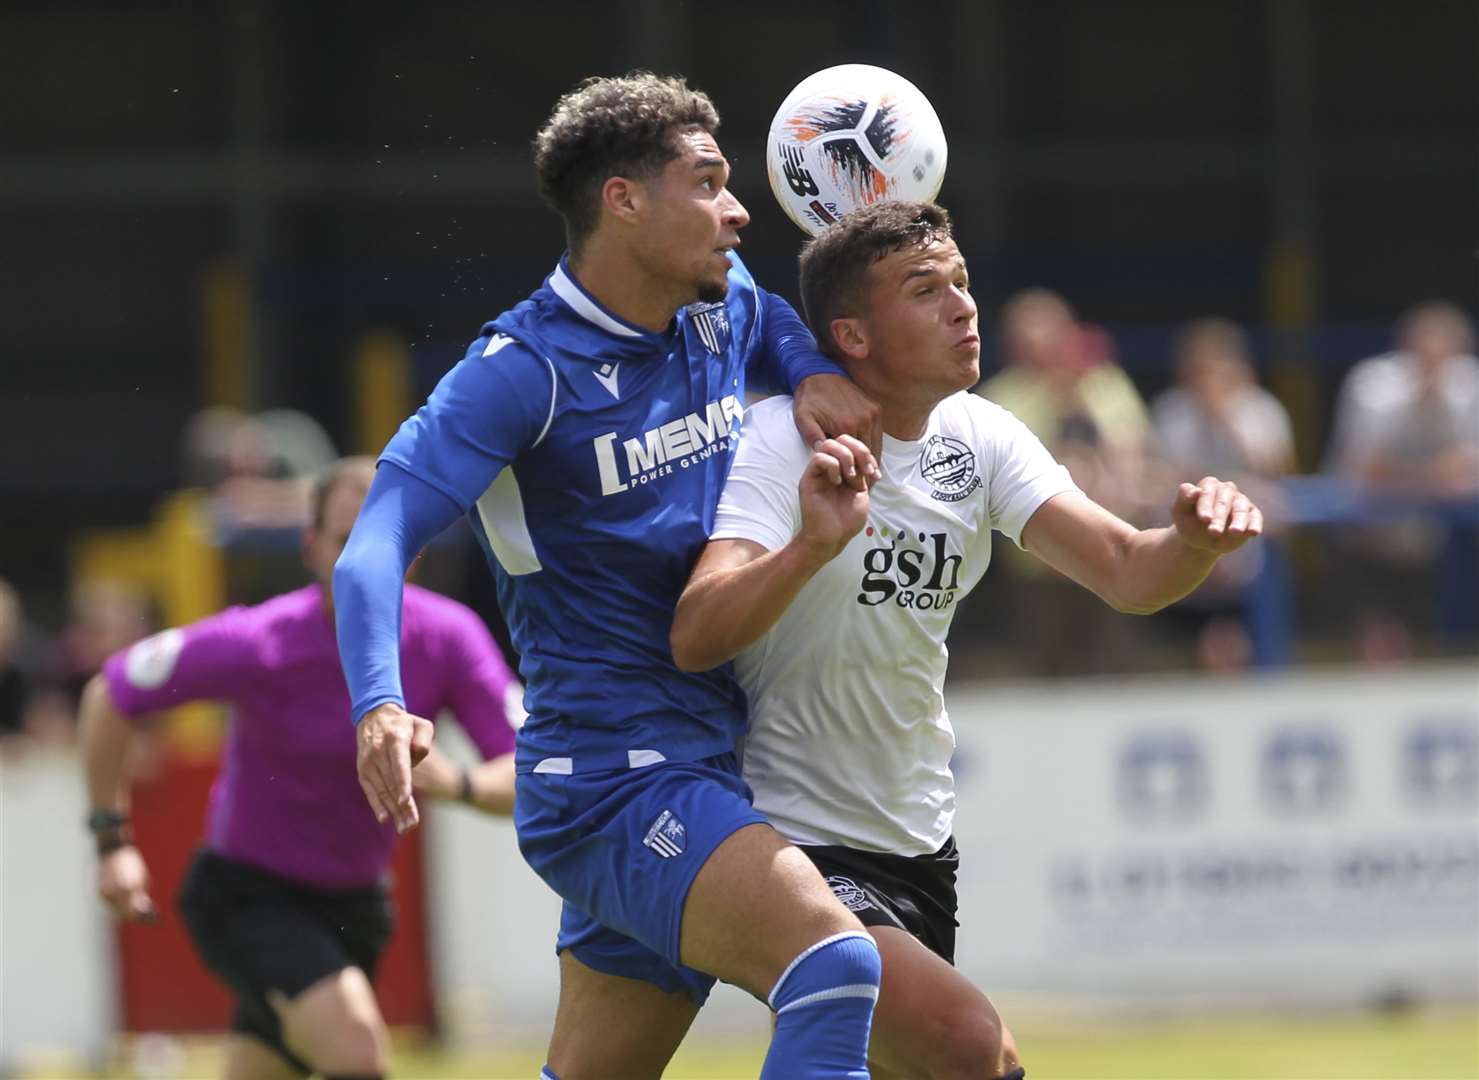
[671,539,834,672]
[335,463,455,723]
[467,753,516,816]
[79,675,135,815]
[1110,526,1222,615]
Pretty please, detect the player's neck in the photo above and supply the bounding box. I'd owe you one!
[847,368,936,441]
[880,404,932,442]
[568,245,686,334]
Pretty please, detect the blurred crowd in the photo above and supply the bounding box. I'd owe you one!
[967,294,1477,677]
[1,406,338,752]
[3,300,1476,749]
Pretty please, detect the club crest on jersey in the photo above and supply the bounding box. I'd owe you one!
[825,875,877,913]
[687,301,731,355]
[919,435,980,502]
[643,810,687,858]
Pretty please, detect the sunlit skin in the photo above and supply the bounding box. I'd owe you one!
[571,127,750,332]
[827,237,979,440]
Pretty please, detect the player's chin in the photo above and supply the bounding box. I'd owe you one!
[695,271,730,305]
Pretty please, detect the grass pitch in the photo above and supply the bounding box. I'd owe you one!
[60,1006,1477,1078]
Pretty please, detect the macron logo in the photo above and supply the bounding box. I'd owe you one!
[592,393,742,496]
[593,362,621,400]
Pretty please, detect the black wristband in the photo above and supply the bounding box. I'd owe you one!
[86,808,129,834]
[458,766,474,804]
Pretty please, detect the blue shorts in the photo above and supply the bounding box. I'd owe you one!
[513,751,768,1002]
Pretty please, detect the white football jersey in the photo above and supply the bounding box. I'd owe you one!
[714,392,1077,854]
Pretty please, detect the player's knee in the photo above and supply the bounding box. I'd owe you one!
[925,1000,1011,1080]
[302,1012,387,1077]
[277,980,388,1076]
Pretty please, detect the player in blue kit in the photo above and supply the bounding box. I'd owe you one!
[334,73,886,1079]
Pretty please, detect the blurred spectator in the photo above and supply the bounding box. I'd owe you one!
[976,289,1157,674]
[55,579,154,709]
[1325,300,1479,659]
[0,578,71,747]
[181,406,337,530]
[1151,318,1295,671]
[980,289,1153,519]
[1327,300,1479,499]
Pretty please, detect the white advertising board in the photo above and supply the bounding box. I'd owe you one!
[426,665,1478,1040]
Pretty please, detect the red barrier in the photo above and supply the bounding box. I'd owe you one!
[116,750,433,1032]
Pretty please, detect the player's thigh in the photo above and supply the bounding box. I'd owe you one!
[865,925,1018,1080]
[221,1033,307,1080]
[271,966,389,1076]
[680,821,865,999]
[546,948,701,1080]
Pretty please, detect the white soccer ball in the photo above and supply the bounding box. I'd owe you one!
[766,64,948,237]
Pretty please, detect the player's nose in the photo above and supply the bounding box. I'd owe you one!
[950,284,977,322]
[722,190,750,230]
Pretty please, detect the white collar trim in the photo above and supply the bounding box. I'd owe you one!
[550,263,643,338]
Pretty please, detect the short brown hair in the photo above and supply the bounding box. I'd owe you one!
[533,72,721,254]
[310,457,375,531]
[798,201,953,358]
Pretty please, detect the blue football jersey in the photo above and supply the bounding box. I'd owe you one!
[381,254,830,767]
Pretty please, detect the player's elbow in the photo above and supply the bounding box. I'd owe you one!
[331,544,363,604]
[669,610,717,673]
[669,628,705,673]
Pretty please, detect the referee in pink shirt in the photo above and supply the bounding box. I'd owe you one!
[79,457,521,1080]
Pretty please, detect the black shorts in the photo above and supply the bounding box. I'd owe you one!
[177,848,394,1074]
[800,836,960,964]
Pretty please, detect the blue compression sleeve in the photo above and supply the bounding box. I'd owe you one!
[757,289,847,393]
[334,461,463,724]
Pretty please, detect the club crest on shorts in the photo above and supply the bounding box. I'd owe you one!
[919,435,980,502]
[825,875,876,913]
[643,809,687,858]
[687,302,731,356]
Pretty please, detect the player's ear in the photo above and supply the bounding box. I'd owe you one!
[829,317,869,362]
[601,175,642,225]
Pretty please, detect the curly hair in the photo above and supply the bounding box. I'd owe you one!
[798,200,953,357]
[533,72,721,253]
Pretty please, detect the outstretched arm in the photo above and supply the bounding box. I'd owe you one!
[79,675,157,923]
[1021,477,1264,615]
[412,749,516,816]
[672,436,872,671]
[335,462,462,833]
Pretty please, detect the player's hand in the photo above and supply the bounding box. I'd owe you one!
[1172,476,1264,554]
[793,373,883,465]
[356,703,435,834]
[97,845,157,924]
[797,435,873,561]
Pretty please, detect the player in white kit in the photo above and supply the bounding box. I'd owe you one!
[671,201,1264,1080]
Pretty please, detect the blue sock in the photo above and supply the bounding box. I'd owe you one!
[761,931,881,1079]
[539,1069,561,1080]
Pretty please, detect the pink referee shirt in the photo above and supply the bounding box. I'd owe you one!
[103,583,518,890]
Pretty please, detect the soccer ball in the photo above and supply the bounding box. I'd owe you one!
[766,64,948,237]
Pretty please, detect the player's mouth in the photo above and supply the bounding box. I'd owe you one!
[954,332,980,350]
